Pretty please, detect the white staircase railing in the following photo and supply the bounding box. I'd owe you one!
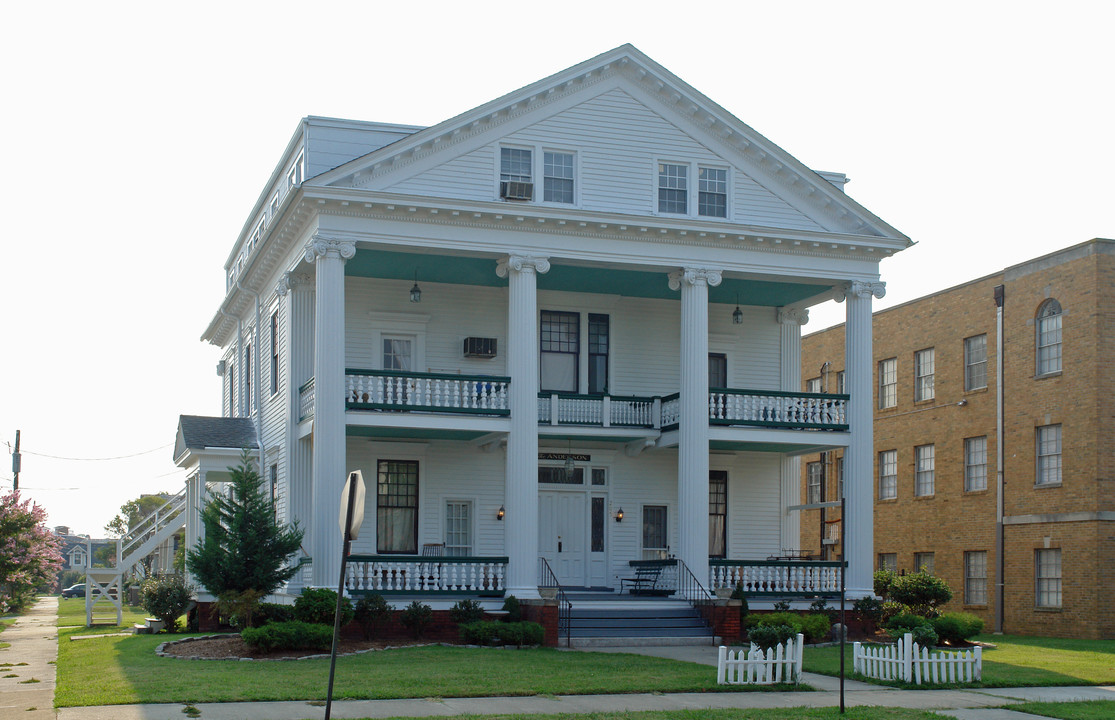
[85,487,187,627]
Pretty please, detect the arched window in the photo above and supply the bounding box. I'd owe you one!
[1036,299,1062,375]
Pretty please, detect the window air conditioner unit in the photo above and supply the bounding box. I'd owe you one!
[463,337,497,358]
[499,181,533,201]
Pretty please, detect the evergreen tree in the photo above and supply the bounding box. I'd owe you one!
[186,451,303,626]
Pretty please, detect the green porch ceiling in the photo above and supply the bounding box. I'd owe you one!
[346,248,828,307]
[346,426,494,442]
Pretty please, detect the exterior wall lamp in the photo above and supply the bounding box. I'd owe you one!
[496,505,505,521]
[615,507,624,522]
[409,270,422,303]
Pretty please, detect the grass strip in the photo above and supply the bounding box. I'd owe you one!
[366,709,945,720]
[55,597,151,628]
[997,700,1115,720]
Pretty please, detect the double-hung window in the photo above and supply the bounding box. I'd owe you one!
[445,501,472,555]
[709,353,728,388]
[543,151,574,203]
[540,311,579,392]
[377,460,418,554]
[806,377,822,394]
[914,348,935,401]
[964,334,987,390]
[878,450,897,499]
[1036,424,1062,486]
[1036,299,1062,375]
[658,163,688,214]
[914,552,935,574]
[270,311,279,396]
[915,444,935,496]
[878,553,897,572]
[965,436,988,492]
[642,505,668,560]
[383,336,413,371]
[500,147,532,183]
[965,551,988,605]
[709,471,727,558]
[1035,548,1062,608]
[878,358,897,409]
[244,343,252,410]
[658,162,729,217]
[500,146,575,204]
[806,462,823,504]
[587,314,609,394]
[698,167,727,217]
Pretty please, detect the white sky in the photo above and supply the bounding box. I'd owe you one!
[2,1,1111,536]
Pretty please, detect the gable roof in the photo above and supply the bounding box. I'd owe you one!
[174,415,257,464]
[312,44,907,243]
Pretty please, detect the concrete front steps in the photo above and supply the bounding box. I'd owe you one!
[565,594,716,648]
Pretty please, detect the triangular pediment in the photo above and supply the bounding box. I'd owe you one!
[311,44,905,241]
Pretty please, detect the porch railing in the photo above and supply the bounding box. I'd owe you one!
[708,389,848,430]
[537,393,658,428]
[344,554,508,595]
[298,378,315,421]
[345,370,511,415]
[709,559,844,597]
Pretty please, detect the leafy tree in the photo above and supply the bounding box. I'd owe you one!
[0,491,63,612]
[186,451,303,628]
[105,492,175,537]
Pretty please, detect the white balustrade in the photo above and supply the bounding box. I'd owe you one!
[299,380,315,420]
[708,392,847,429]
[345,373,510,413]
[345,557,507,594]
[709,562,841,595]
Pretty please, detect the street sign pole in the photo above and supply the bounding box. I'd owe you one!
[325,471,364,720]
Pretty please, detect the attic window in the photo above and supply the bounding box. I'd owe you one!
[500,148,533,200]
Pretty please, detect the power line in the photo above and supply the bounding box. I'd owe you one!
[4,442,173,462]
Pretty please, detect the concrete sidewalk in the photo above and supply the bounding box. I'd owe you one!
[0,595,58,720]
[14,600,1115,720]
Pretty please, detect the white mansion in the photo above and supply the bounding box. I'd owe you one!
[174,45,908,604]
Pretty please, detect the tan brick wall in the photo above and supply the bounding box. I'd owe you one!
[801,240,1115,639]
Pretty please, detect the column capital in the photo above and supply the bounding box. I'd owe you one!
[668,267,723,291]
[835,280,886,302]
[777,307,810,326]
[275,271,313,297]
[303,234,356,264]
[496,254,551,277]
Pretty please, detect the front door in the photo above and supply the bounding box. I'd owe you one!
[539,490,586,586]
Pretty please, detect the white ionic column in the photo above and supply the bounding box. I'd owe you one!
[304,235,355,588]
[778,308,809,554]
[669,267,721,590]
[839,280,885,598]
[278,272,315,537]
[496,254,550,598]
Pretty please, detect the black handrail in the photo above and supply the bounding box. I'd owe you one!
[538,557,572,648]
[674,558,714,632]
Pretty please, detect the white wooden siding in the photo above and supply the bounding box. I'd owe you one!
[385,88,823,231]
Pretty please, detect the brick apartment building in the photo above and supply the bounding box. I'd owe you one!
[799,238,1114,639]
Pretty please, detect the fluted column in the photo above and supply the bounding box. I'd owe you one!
[304,235,356,588]
[278,272,314,534]
[778,308,809,554]
[669,267,721,590]
[839,280,885,598]
[497,254,550,598]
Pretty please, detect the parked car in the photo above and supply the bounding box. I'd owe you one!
[61,583,85,598]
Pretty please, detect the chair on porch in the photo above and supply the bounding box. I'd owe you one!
[420,543,444,591]
[620,565,665,595]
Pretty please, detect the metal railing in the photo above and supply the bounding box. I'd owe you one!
[674,558,714,631]
[538,556,572,648]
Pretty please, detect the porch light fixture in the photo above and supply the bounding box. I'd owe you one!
[496,505,505,521]
[615,508,624,522]
[732,293,743,325]
[409,270,422,303]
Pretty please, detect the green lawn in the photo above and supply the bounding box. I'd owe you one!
[56,628,793,707]
[55,597,154,629]
[1002,700,1115,720]
[803,634,1115,688]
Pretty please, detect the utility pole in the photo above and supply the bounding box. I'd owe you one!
[11,430,20,492]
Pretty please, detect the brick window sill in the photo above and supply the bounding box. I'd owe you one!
[1034,607,1062,613]
[1035,371,1062,380]
[1034,483,1062,490]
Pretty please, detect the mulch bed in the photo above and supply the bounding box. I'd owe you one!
[158,634,435,660]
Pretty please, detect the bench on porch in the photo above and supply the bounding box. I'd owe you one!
[620,565,665,595]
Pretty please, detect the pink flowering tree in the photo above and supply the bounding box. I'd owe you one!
[0,491,63,613]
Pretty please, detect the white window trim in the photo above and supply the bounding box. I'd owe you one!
[653,159,731,220]
[914,444,935,497]
[1035,424,1062,487]
[368,312,430,372]
[914,348,936,402]
[878,358,898,409]
[440,495,477,556]
[495,143,580,207]
[538,303,616,395]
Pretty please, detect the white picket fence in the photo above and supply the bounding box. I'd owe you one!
[717,634,804,685]
[853,633,982,685]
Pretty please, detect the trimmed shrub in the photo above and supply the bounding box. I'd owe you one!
[772,600,791,611]
[853,596,883,621]
[911,624,939,647]
[353,594,393,640]
[241,620,332,653]
[730,583,750,619]
[501,595,522,622]
[888,570,953,617]
[799,613,832,643]
[809,598,837,621]
[294,588,353,627]
[874,569,897,599]
[742,614,764,632]
[460,620,544,647]
[251,602,295,627]
[748,624,796,651]
[449,598,485,625]
[400,600,433,638]
[754,611,803,634]
[140,575,193,633]
[885,612,932,635]
[932,612,985,645]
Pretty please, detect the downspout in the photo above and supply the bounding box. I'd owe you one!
[993,284,1005,633]
[236,279,265,470]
